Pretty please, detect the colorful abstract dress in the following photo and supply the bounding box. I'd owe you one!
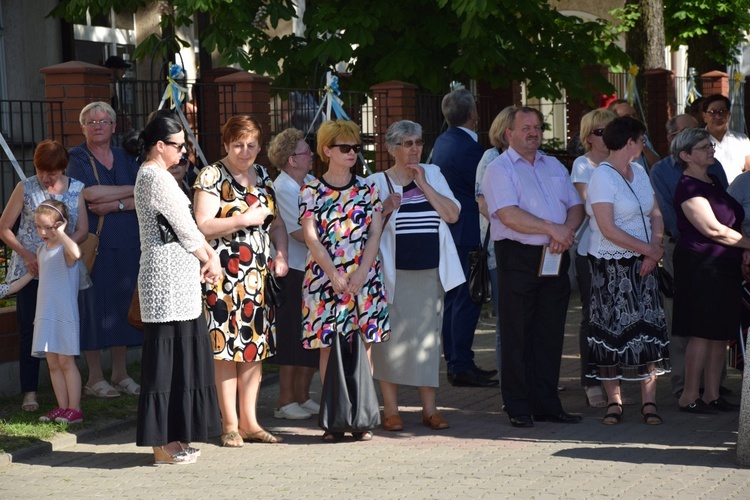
[299,175,390,349]
[194,162,277,362]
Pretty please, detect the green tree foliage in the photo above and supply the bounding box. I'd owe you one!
[50,0,629,101]
[664,0,750,69]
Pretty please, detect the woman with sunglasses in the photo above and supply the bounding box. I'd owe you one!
[369,120,462,432]
[299,119,390,442]
[672,128,748,414]
[193,115,289,447]
[570,109,616,409]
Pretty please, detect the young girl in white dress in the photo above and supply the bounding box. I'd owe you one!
[31,200,84,424]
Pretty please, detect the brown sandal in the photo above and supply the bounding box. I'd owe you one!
[221,430,244,447]
[239,428,283,443]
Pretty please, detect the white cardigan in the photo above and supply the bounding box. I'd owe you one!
[369,164,465,303]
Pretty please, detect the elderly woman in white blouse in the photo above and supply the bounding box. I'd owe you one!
[370,120,463,432]
[133,116,222,465]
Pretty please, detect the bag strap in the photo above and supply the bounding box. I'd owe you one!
[87,155,106,236]
[606,163,649,243]
[482,225,491,251]
[382,172,397,227]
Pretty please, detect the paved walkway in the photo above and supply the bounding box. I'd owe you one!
[1,290,748,498]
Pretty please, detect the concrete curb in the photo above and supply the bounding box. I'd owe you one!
[0,371,281,466]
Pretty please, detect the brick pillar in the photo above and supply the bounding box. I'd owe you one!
[214,72,273,166]
[39,61,111,148]
[644,69,675,158]
[701,70,729,98]
[197,67,241,163]
[370,81,418,172]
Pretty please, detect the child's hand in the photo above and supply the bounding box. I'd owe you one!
[53,219,68,234]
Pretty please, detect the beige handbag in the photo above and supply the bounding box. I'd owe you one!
[79,155,104,273]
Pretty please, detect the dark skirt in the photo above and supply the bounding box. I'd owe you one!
[673,245,741,341]
[268,269,319,368]
[136,317,221,446]
[586,255,671,381]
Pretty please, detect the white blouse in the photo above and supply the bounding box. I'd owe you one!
[134,164,206,322]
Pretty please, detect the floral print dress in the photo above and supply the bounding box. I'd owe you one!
[299,175,390,349]
[194,162,277,362]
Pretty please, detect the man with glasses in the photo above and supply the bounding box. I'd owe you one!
[702,94,750,184]
[431,89,498,387]
[650,114,729,399]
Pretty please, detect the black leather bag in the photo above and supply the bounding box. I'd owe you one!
[264,272,287,307]
[468,228,492,305]
[656,265,675,298]
[156,213,178,244]
[318,331,381,433]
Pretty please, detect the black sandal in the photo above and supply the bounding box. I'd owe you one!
[641,402,663,425]
[602,402,623,425]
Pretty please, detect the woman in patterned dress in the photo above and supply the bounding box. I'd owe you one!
[194,115,289,447]
[0,140,88,412]
[586,116,670,425]
[299,120,390,442]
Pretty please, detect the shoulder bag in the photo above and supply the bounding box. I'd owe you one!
[79,155,105,274]
[318,329,381,433]
[607,164,674,297]
[468,227,493,305]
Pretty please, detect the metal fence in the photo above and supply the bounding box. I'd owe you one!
[0,99,65,277]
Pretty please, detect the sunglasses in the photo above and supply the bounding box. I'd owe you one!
[591,128,605,137]
[331,144,362,154]
[706,109,728,117]
[396,139,425,148]
[164,141,186,151]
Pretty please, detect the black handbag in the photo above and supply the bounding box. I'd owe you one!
[156,213,178,244]
[656,265,675,298]
[318,331,381,433]
[468,227,492,305]
[264,272,287,307]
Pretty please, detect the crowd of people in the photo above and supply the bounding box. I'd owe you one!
[0,89,747,464]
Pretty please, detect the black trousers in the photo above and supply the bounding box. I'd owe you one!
[495,240,570,417]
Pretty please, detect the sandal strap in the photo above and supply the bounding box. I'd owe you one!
[607,402,623,409]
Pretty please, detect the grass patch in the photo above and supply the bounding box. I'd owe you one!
[0,364,140,454]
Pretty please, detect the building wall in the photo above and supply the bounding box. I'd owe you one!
[1,0,62,101]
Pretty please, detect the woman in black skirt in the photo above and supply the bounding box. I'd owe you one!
[672,128,750,414]
[133,116,222,465]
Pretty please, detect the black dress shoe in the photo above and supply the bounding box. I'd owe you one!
[679,399,718,414]
[472,365,498,378]
[709,397,741,412]
[532,412,583,424]
[509,415,534,428]
[450,370,499,387]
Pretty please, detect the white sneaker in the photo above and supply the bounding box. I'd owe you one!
[274,402,312,420]
[300,399,320,415]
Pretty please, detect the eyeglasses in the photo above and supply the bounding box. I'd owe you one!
[396,139,425,148]
[331,144,362,154]
[694,142,716,152]
[292,149,314,157]
[83,120,113,126]
[164,141,186,151]
[706,109,728,117]
[591,128,605,137]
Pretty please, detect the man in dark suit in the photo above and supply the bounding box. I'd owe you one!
[432,89,498,387]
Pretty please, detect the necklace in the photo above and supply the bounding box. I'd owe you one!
[391,166,412,186]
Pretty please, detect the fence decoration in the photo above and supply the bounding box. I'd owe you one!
[685,67,702,108]
[0,132,25,181]
[624,64,647,122]
[729,65,747,135]
[157,63,208,168]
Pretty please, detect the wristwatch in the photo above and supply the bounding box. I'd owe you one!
[117,200,124,211]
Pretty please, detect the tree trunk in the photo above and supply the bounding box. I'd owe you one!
[625,0,666,70]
